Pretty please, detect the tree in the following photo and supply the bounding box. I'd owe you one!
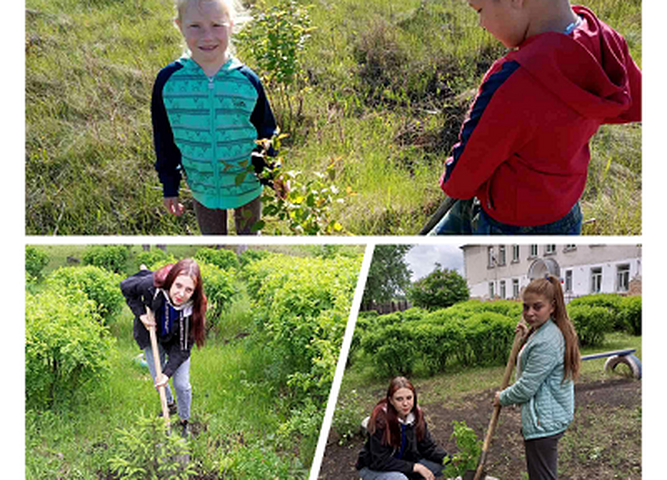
[407,264,469,310]
[362,245,412,306]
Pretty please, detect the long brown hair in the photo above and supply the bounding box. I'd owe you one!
[368,377,425,448]
[154,259,207,348]
[523,275,580,381]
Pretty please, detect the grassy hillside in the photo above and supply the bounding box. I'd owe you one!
[26,0,642,235]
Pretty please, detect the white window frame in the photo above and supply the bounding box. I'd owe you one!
[565,270,573,293]
[489,282,495,299]
[500,280,506,299]
[512,245,520,263]
[498,246,506,266]
[616,264,630,292]
[591,267,603,293]
[512,279,520,299]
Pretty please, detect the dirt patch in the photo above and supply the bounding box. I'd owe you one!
[318,378,641,479]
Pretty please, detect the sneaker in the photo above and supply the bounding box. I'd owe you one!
[179,420,190,439]
[158,401,178,417]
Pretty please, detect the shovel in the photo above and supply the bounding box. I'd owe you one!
[146,307,171,430]
[473,329,526,480]
[419,196,458,235]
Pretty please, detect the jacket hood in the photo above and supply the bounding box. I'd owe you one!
[511,5,633,119]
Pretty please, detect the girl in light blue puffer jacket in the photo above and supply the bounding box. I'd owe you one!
[494,275,581,480]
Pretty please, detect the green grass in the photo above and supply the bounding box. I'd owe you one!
[25,293,312,479]
[25,0,642,235]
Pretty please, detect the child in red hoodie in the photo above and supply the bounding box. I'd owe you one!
[433,0,641,235]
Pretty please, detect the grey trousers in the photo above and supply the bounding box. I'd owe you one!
[193,196,262,235]
[524,431,564,480]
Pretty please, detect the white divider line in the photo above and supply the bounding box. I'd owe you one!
[309,243,375,480]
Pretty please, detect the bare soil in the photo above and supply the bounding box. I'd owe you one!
[318,378,641,480]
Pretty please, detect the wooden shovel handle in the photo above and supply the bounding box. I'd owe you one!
[146,307,170,428]
[474,329,526,480]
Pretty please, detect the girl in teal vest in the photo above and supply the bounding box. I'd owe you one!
[494,275,581,480]
[152,0,278,234]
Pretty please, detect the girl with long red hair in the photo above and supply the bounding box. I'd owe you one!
[356,377,451,480]
[121,258,207,438]
[494,274,581,479]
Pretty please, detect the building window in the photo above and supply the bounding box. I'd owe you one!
[512,245,520,263]
[545,244,556,255]
[529,245,538,258]
[617,264,630,292]
[512,279,520,299]
[564,244,577,252]
[489,282,495,299]
[498,246,506,266]
[591,267,602,293]
[500,280,506,299]
[565,270,573,293]
[487,247,495,268]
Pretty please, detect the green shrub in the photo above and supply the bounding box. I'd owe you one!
[462,312,516,366]
[568,305,614,346]
[108,414,195,480]
[244,254,361,401]
[332,390,365,445]
[26,246,49,279]
[46,265,124,321]
[134,248,171,270]
[569,294,625,330]
[199,263,238,332]
[195,247,241,271]
[239,248,271,268]
[219,442,301,479]
[361,324,415,376]
[26,289,115,410]
[442,421,482,479]
[619,295,642,336]
[82,245,130,274]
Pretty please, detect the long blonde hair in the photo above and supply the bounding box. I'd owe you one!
[523,275,580,381]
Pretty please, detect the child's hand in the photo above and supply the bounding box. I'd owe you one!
[493,391,502,407]
[515,320,529,336]
[163,197,184,216]
[413,463,435,480]
[140,313,156,330]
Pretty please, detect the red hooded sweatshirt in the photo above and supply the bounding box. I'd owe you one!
[440,6,641,227]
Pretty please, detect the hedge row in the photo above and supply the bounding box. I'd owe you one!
[356,295,641,376]
[243,253,362,402]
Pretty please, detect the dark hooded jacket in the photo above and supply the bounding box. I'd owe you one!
[440,5,641,227]
[120,269,194,378]
[356,406,449,478]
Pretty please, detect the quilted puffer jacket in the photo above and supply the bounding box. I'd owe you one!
[499,318,575,440]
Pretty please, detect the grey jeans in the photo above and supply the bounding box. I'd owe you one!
[358,459,443,480]
[143,345,192,421]
[193,196,262,235]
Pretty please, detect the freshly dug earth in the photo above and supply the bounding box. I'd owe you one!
[318,378,641,479]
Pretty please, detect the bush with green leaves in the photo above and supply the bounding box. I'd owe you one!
[218,442,303,479]
[569,293,625,330]
[195,247,240,271]
[358,300,522,376]
[26,245,49,279]
[198,263,238,332]
[239,248,271,268]
[108,414,195,480]
[407,266,470,311]
[619,295,642,336]
[82,245,130,274]
[332,390,366,445]
[567,304,614,346]
[244,253,361,401]
[26,289,115,410]
[46,265,124,321]
[135,248,172,271]
[442,421,482,479]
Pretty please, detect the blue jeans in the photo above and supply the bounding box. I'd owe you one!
[431,199,582,235]
[358,459,443,480]
[143,345,192,421]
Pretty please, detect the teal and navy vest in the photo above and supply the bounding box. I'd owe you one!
[152,56,277,209]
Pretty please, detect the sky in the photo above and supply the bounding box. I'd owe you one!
[404,244,465,282]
